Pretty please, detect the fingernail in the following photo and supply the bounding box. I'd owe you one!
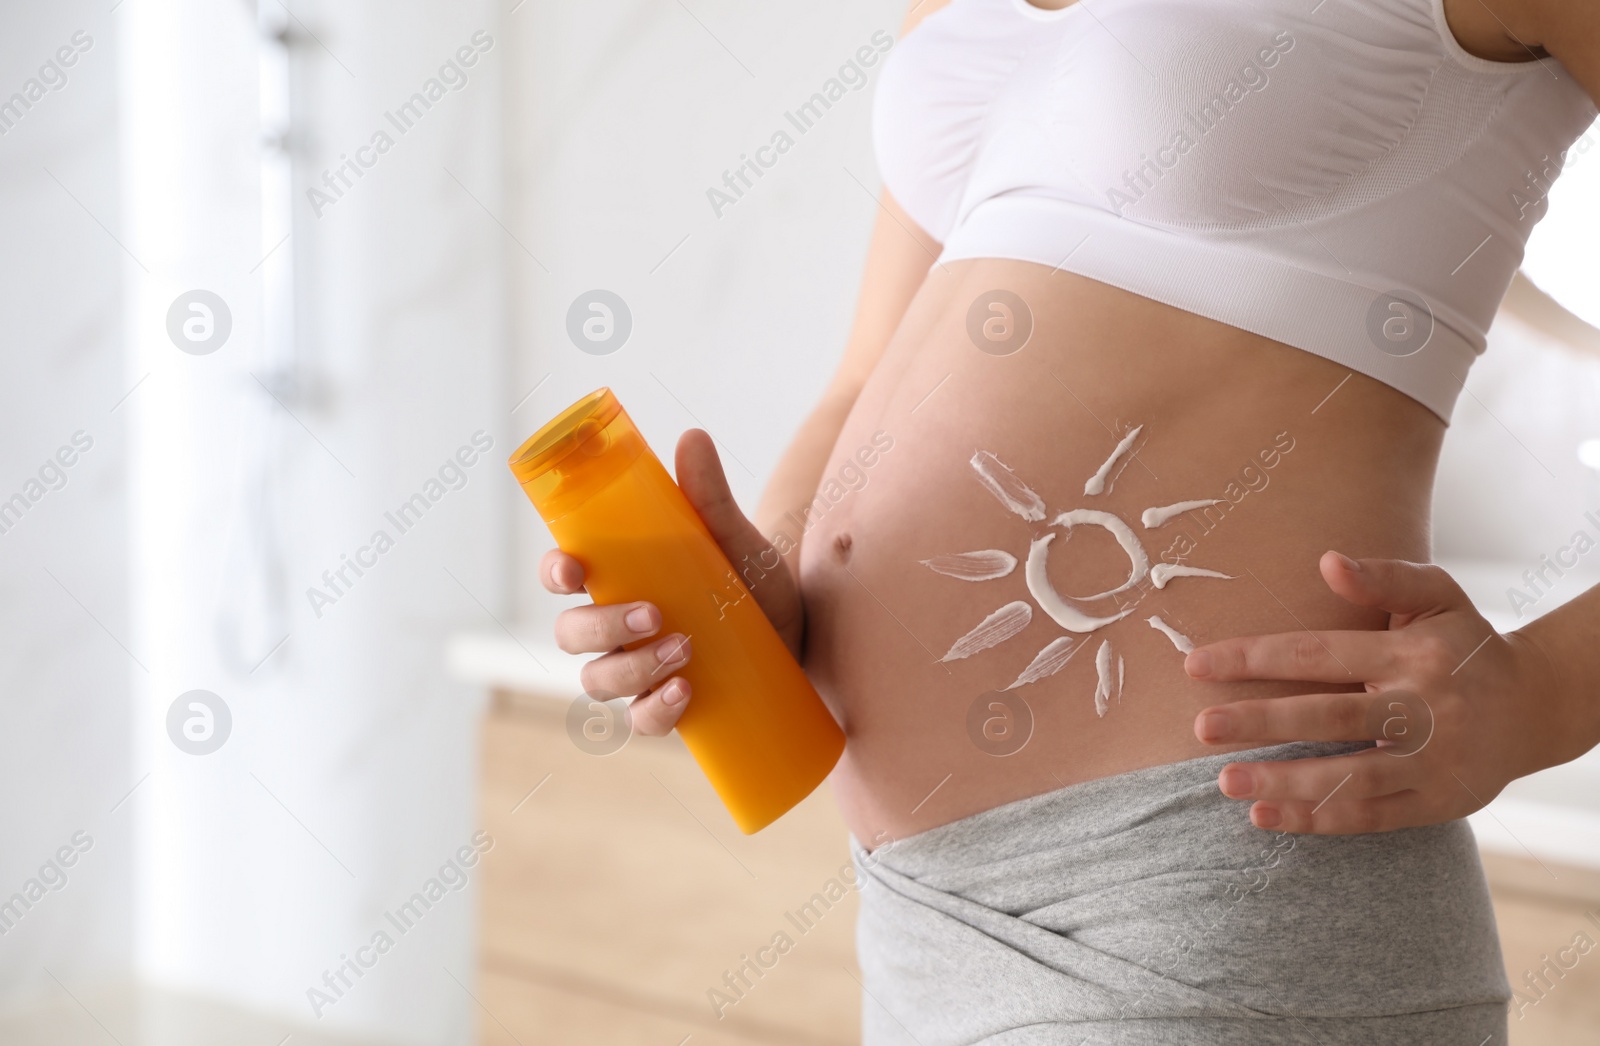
[625,605,657,633]
[1253,805,1282,829]
[1186,650,1213,678]
[1219,767,1253,797]
[656,634,690,666]
[1198,711,1231,742]
[660,678,689,706]
[1334,551,1361,572]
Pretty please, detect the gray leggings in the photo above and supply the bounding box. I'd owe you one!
[852,741,1509,1045]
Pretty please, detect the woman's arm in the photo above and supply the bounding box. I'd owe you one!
[1442,0,1600,99]
[753,188,940,565]
[753,0,949,569]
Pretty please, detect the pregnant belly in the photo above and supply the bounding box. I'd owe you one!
[797,259,1445,845]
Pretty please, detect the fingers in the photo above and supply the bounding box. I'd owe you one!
[1318,552,1473,622]
[578,633,691,697]
[1196,692,1380,744]
[557,600,693,725]
[1216,750,1416,807]
[554,600,662,654]
[1245,792,1432,835]
[1186,629,1394,684]
[541,548,586,595]
[544,552,695,737]
[1195,689,1435,751]
[1186,555,1484,685]
[627,677,692,736]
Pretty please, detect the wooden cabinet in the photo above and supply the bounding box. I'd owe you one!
[477,692,861,1045]
[1482,853,1600,1044]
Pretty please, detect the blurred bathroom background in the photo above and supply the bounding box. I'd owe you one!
[0,0,1597,1043]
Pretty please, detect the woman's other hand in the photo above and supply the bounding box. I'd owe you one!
[541,428,804,736]
[1185,552,1584,833]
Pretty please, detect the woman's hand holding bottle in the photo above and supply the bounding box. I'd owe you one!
[541,428,804,736]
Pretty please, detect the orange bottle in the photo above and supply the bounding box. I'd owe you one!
[509,388,845,833]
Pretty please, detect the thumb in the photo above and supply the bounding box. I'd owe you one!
[674,429,781,579]
[1319,551,1473,625]
[674,430,802,644]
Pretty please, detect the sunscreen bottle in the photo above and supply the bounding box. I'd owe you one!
[509,388,845,833]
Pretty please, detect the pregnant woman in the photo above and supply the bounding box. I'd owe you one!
[544,0,1600,1040]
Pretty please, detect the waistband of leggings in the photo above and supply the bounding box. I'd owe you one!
[851,740,1372,874]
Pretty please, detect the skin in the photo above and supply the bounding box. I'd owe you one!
[544,0,1600,838]
[795,259,1443,842]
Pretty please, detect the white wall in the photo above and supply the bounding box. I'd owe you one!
[0,0,134,1008]
[1431,138,1600,567]
[1432,312,1600,565]
[503,0,908,628]
[118,0,503,1042]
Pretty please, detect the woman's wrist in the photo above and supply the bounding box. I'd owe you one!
[1511,604,1600,772]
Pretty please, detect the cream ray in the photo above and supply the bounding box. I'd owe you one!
[1084,425,1143,496]
[1140,499,1220,528]
[970,450,1046,521]
[1146,614,1195,654]
[1004,636,1078,690]
[940,600,1033,662]
[921,549,1018,581]
[1150,563,1235,589]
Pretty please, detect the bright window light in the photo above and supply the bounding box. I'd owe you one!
[1520,116,1600,330]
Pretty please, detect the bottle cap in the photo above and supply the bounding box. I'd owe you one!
[508,387,646,521]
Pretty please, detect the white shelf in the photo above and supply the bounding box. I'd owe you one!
[445,630,584,701]
[1470,796,1600,871]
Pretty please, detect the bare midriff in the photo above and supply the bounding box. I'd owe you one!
[797,258,1446,844]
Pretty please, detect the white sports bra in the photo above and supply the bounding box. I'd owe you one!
[873,0,1597,420]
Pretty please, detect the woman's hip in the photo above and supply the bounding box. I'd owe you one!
[850,740,1509,1045]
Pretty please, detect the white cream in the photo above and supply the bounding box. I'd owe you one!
[1150,563,1236,589]
[1140,499,1220,528]
[1146,614,1195,654]
[971,450,1046,522]
[1026,533,1136,632]
[921,549,1017,581]
[1094,640,1115,717]
[1050,509,1151,600]
[1005,636,1078,690]
[1083,425,1143,496]
[940,600,1032,662]
[935,441,1240,689]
